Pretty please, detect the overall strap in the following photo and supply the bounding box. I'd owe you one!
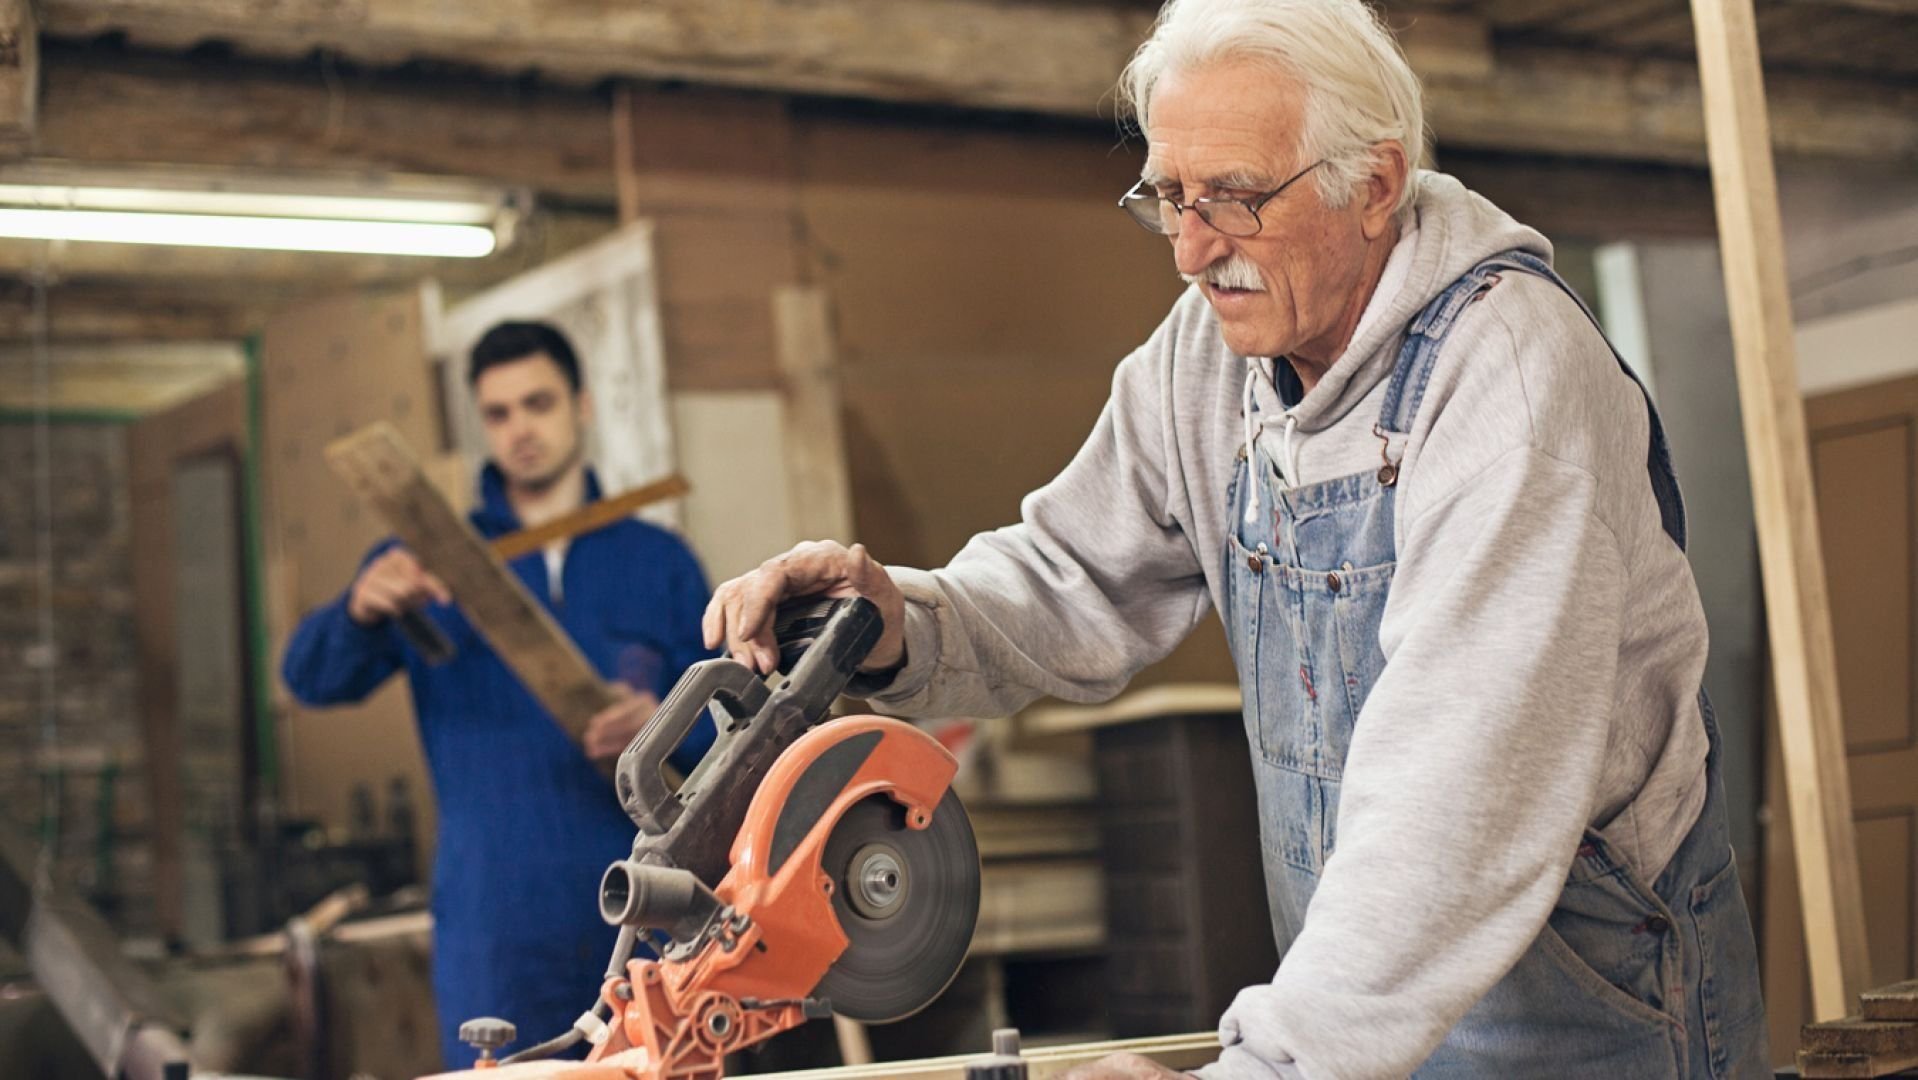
[1375,249,1689,551]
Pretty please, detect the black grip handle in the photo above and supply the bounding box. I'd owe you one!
[774,596,884,719]
[616,660,771,834]
[397,610,456,665]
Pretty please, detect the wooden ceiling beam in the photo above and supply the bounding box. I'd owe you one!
[0,279,264,342]
[1425,45,1918,165]
[38,5,1918,168]
[1782,0,1918,14]
[40,0,1163,113]
[31,43,618,202]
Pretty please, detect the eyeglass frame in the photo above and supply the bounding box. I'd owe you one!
[1118,159,1326,238]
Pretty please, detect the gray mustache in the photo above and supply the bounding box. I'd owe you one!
[1181,257,1265,291]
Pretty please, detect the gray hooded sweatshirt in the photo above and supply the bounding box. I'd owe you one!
[867,172,1712,1078]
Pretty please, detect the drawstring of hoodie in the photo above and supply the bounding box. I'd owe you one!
[1241,361,1303,523]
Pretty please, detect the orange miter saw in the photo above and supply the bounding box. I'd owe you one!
[427,598,981,1080]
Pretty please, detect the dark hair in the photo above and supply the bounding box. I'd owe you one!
[468,321,582,392]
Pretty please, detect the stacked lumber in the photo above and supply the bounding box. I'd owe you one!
[1801,980,1918,1077]
[956,717,1106,959]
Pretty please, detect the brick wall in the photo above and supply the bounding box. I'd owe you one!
[0,421,152,935]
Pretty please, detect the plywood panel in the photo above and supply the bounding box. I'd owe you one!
[260,286,439,865]
[671,391,798,583]
[1812,420,1914,751]
[1858,812,1915,989]
[793,111,1233,688]
[616,87,801,393]
[1770,371,1918,1055]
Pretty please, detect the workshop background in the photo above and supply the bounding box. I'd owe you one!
[0,0,1914,1076]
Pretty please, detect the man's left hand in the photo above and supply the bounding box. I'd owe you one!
[583,686,662,764]
[1055,1053,1189,1080]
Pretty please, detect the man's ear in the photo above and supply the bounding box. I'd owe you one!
[1359,141,1410,240]
[575,387,595,429]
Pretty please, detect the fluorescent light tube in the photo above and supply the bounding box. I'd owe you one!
[0,208,498,257]
[0,183,502,224]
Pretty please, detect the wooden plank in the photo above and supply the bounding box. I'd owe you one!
[42,0,1162,115]
[323,421,620,742]
[671,390,803,582]
[0,341,245,414]
[1018,683,1243,738]
[773,286,856,543]
[34,43,616,203]
[1800,1018,1918,1077]
[0,0,36,152]
[1689,0,1872,1018]
[32,7,1918,167]
[1863,981,1918,1022]
[1798,1050,1918,1079]
[0,279,262,343]
[750,1032,1219,1079]
[489,475,690,561]
[615,87,800,392]
[1426,45,1918,166]
[127,380,249,941]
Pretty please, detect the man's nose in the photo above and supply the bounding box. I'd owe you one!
[1173,212,1231,278]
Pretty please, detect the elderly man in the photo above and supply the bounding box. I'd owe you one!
[706,0,1766,1076]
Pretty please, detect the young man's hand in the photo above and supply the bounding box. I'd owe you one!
[582,685,662,764]
[1055,1053,1190,1079]
[702,540,905,675]
[347,547,452,626]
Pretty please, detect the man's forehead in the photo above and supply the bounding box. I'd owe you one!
[1141,60,1304,186]
[474,353,571,401]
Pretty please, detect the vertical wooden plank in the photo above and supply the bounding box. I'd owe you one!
[774,286,856,543]
[0,0,37,152]
[1688,0,1871,1017]
[611,85,800,391]
[127,379,249,941]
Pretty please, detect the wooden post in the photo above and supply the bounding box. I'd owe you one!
[1688,0,1871,1018]
[774,286,857,543]
[0,0,36,153]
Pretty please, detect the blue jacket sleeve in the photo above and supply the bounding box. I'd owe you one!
[280,541,406,707]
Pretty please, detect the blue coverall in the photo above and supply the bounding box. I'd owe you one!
[281,464,716,1068]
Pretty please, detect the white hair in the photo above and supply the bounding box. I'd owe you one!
[1117,0,1426,216]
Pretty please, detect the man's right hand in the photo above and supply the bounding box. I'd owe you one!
[347,547,453,626]
[702,541,905,676]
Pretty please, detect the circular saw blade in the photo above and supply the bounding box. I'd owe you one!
[815,789,980,1023]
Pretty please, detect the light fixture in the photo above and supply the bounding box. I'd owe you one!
[0,163,524,258]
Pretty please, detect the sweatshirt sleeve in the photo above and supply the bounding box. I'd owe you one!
[1202,303,1633,1079]
[865,342,1214,720]
[280,541,407,707]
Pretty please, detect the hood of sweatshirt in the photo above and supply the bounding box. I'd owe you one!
[1240,170,1552,440]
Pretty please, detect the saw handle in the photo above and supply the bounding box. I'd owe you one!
[617,660,770,835]
[773,596,885,717]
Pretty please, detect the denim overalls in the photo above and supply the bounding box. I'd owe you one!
[1220,252,1768,1077]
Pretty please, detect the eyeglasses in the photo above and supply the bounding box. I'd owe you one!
[1118,160,1325,238]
